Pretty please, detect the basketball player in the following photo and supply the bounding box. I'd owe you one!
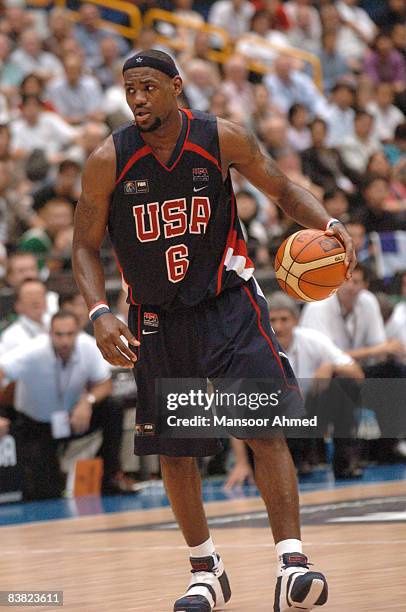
[72,50,355,612]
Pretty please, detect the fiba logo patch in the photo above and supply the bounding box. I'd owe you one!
[193,168,209,182]
[124,179,149,194]
[144,312,159,327]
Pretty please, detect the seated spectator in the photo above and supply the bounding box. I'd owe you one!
[375,0,406,30]
[0,161,32,246]
[208,0,255,40]
[391,22,406,61]
[65,121,109,166]
[264,54,329,117]
[0,33,24,99]
[335,0,377,70]
[44,7,74,60]
[235,189,270,267]
[252,83,279,127]
[2,252,59,317]
[275,149,323,201]
[0,125,26,194]
[284,0,322,55]
[59,290,91,333]
[366,153,406,214]
[209,90,234,121]
[257,115,289,159]
[345,217,370,266]
[366,151,393,180]
[19,73,55,113]
[236,10,291,69]
[323,189,350,225]
[367,82,405,143]
[387,159,406,213]
[384,121,406,166]
[19,198,74,271]
[183,59,220,113]
[10,29,63,81]
[0,279,49,355]
[73,3,128,69]
[301,118,358,194]
[325,82,356,148]
[317,30,351,94]
[358,175,405,232]
[354,73,375,109]
[31,158,81,212]
[364,32,406,93]
[339,109,382,174]
[259,0,290,31]
[48,54,105,126]
[300,264,404,365]
[93,36,122,91]
[0,3,34,43]
[220,54,255,124]
[0,310,120,500]
[287,103,311,153]
[0,279,49,353]
[10,95,78,164]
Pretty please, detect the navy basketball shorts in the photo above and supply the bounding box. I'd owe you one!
[128,277,304,457]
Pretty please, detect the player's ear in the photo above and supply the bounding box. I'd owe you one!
[172,75,183,96]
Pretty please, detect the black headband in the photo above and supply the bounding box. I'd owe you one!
[122,54,179,78]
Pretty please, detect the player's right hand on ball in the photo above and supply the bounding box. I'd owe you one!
[93,313,139,368]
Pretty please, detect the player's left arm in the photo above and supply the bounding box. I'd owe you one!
[218,119,356,278]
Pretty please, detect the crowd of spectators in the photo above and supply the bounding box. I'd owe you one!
[0,0,406,499]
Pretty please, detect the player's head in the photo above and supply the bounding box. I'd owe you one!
[268,292,300,347]
[122,49,182,133]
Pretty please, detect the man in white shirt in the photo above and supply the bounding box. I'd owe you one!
[10,29,64,81]
[0,279,49,354]
[325,83,355,147]
[300,264,404,363]
[367,82,405,142]
[208,0,255,39]
[48,53,105,126]
[336,0,376,66]
[264,55,329,117]
[0,311,118,500]
[339,109,381,174]
[10,95,78,162]
[2,252,59,318]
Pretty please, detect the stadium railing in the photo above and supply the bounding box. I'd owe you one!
[53,0,142,41]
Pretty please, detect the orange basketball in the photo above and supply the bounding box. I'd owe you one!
[274,229,347,302]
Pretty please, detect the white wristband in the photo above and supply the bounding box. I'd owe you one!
[89,302,110,320]
[325,218,341,231]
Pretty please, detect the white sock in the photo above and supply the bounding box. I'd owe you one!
[189,537,216,559]
[275,539,303,576]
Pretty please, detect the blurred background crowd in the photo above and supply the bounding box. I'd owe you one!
[0,0,406,502]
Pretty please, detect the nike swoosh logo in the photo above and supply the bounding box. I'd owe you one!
[142,330,158,335]
[193,185,208,192]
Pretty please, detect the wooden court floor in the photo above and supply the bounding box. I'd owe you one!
[0,481,405,611]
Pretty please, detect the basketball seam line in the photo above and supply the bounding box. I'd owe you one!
[276,261,346,287]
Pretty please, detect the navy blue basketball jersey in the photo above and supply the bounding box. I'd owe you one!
[109,109,254,309]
